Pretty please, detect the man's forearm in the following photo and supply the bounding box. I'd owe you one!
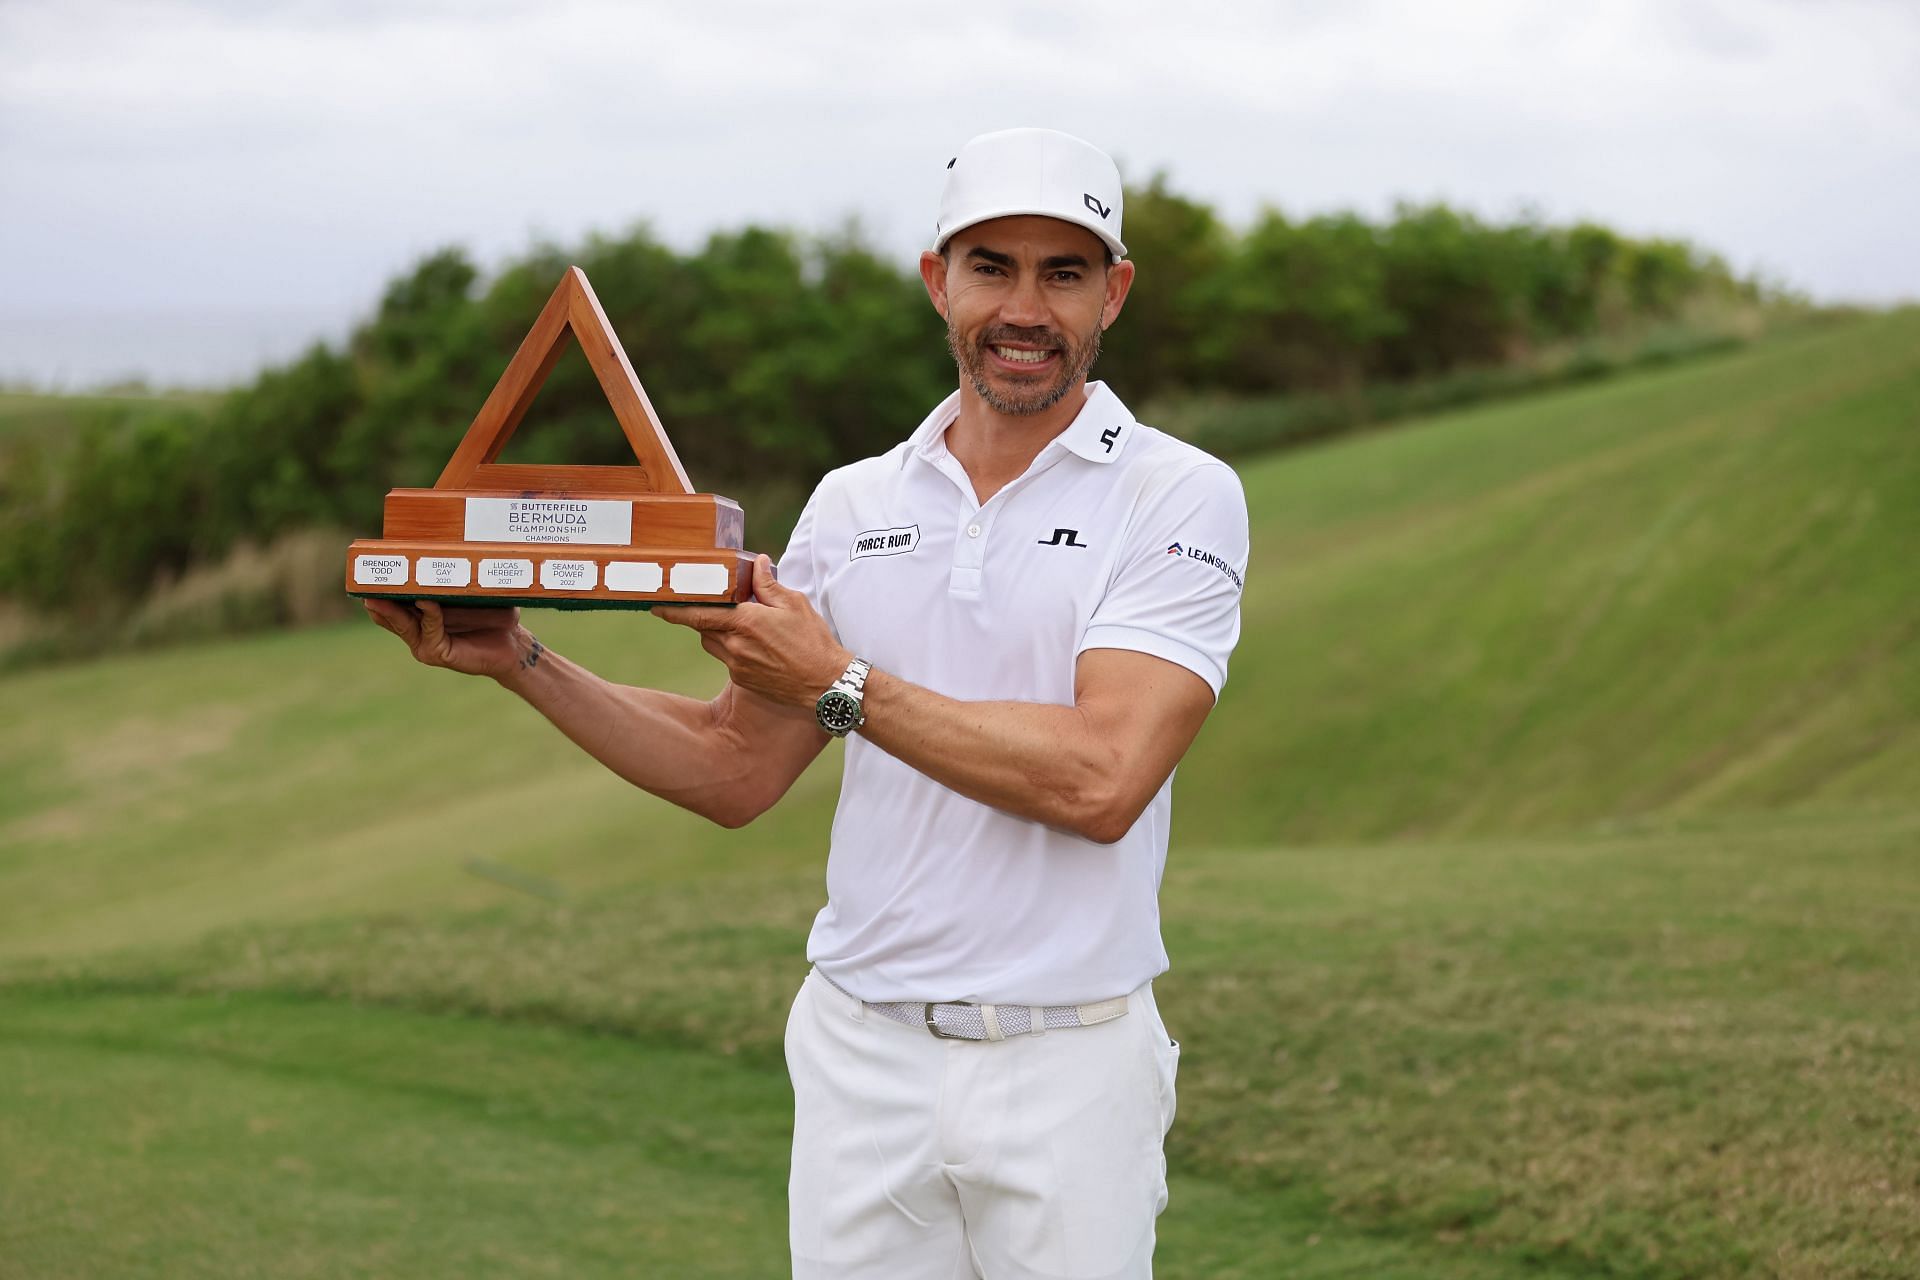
[854,664,1181,845]
[650,558,1126,834]
[494,635,794,828]
[646,561,1212,843]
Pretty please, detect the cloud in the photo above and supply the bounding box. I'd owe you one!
[1,0,1915,353]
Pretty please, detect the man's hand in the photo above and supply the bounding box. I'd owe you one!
[655,555,849,709]
[362,598,536,683]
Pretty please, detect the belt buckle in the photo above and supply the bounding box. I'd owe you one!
[924,1001,967,1039]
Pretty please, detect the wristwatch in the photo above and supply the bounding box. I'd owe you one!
[815,656,872,738]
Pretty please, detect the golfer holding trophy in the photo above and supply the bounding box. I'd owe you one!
[366,127,1249,1278]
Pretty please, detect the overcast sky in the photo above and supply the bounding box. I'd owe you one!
[3,0,1916,386]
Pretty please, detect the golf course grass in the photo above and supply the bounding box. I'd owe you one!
[3,310,1916,1277]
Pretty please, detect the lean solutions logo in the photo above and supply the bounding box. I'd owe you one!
[1166,541,1243,590]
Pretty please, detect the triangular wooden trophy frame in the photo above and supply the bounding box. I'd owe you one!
[345,267,754,609]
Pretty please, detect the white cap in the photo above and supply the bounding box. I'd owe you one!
[933,128,1127,263]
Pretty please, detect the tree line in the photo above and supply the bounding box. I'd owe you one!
[0,183,1775,617]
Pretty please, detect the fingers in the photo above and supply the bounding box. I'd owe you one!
[416,600,450,660]
[362,596,407,628]
[750,553,785,603]
[656,603,741,669]
[654,604,735,632]
[363,598,422,647]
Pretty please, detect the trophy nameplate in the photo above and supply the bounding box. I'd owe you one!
[345,266,756,609]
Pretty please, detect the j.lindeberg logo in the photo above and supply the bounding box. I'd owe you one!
[850,525,920,560]
[1039,528,1088,548]
[1169,541,1244,590]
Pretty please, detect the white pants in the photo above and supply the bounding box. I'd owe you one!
[785,968,1180,1279]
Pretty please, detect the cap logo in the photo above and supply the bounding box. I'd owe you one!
[1083,193,1112,219]
[947,157,956,169]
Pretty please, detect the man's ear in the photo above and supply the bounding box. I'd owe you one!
[1101,260,1136,330]
[919,250,950,321]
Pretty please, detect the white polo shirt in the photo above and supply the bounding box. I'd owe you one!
[777,380,1248,1005]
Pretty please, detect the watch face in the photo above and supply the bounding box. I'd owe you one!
[816,690,862,735]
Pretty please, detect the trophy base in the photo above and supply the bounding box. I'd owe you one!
[346,541,757,608]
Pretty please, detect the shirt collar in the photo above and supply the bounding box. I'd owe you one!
[903,381,1137,469]
[904,390,964,466]
[1055,381,1136,464]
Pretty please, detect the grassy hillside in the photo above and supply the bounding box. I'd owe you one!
[2,311,1917,1278]
[3,312,1913,958]
[1182,307,1920,843]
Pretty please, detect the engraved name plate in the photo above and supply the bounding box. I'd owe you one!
[416,556,473,588]
[478,558,534,589]
[354,555,409,586]
[539,559,599,590]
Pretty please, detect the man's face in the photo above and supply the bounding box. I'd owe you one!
[921,216,1134,417]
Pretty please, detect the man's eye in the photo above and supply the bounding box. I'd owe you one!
[1053,271,1082,283]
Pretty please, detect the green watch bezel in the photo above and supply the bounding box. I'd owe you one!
[815,688,864,737]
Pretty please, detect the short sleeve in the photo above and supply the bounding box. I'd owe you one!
[1078,462,1249,698]
[775,481,837,638]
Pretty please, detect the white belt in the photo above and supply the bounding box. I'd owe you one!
[820,971,1129,1042]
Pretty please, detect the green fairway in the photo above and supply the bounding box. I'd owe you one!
[6,816,1916,1278]
[1,992,794,1279]
[3,310,1918,1277]
[0,986,1555,1280]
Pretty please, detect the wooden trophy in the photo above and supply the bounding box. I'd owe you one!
[345,266,755,609]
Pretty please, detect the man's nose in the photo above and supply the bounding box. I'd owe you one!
[998,273,1049,327]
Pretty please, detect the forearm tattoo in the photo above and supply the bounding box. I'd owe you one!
[521,635,545,670]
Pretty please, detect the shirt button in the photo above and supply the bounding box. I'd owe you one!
[966,524,982,538]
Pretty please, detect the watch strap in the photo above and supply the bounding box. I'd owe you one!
[834,657,871,697]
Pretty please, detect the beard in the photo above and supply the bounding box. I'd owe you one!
[947,320,1103,416]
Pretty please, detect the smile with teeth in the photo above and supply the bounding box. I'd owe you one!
[992,346,1056,364]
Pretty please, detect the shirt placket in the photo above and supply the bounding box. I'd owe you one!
[925,445,1070,600]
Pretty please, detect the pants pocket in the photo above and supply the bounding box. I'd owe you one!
[1155,1035,1181,1134]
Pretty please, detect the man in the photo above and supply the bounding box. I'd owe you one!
[365,127,1248,1279]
